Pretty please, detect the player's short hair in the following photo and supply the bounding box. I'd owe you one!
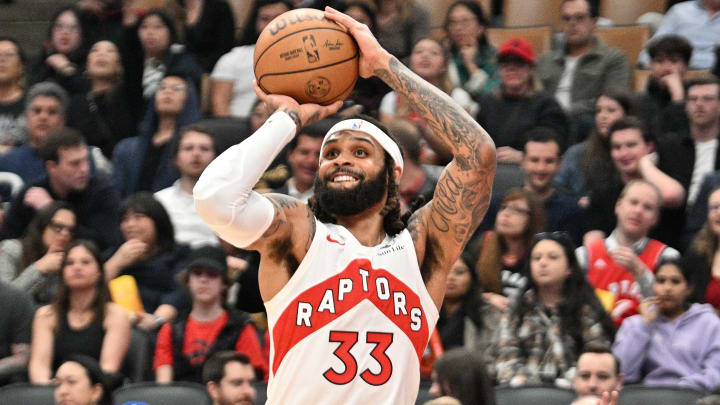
[647,35,693,64]
[523,127,563,155]
[40,127,86,163]
[579,343,621,375]
[202,351,252,384]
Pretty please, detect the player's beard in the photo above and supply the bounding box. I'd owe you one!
[313,164,388,217]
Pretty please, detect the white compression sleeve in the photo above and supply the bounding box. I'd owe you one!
[193,111,297,248]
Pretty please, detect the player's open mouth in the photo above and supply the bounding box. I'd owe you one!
[332,175,358,183]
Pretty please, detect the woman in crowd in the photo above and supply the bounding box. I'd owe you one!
[29,240,130,384]
[122,9,202,114]
[0,37,27,149]
[0,203,76,305]
[112,73,200,197]
[104,193,190,332]
[54,355,109,405]
[684,187,720,310]
[495,232,615,387]
[613,258,720,393]
[67,39,137,158]
[472,188,546,311]
[584,116,685,237]
[162,0,235,72]
[210,0,292,118]
[555,91,632,200]
[28,6,88,95]
[429,348,497,405]
[371,0,430,62]
[443,1,499,99]
[476,37,569,164]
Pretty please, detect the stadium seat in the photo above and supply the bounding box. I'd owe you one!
[486,26,553,58]
[595,24,650,66]
[112,382,211,405]
[0,383,55,405]
[255,381,268,405]
[195,117,251,155]
[492,163,525,199]
[121,328,153,383]
[617,385,704,405]
[600,0,668,25]
[503,0,565,31]
[495,385,575,405]
[633,69,652,92]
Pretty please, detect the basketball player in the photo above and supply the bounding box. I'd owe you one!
[193,7,496,405]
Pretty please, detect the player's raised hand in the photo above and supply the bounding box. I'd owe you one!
[324,6,390,78]
[253,81,342,129]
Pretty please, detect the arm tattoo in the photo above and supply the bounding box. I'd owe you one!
[279,108,301,129]
[262,195,299,238]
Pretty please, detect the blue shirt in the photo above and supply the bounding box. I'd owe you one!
[640,0,720,69]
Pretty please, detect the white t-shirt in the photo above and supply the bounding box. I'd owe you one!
[689,138,719,206]
[210,45,257,119]
[155,180,220,247]
[379,87,477,117]
[555,56,581,110]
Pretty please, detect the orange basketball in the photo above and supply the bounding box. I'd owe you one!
[254,8,359,105]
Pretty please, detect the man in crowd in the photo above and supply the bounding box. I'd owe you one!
[390,119,441,209]
[0,128,121,250]
[203,351,258,405]
[536,0,631,121]
[576,180,679,325]
[573,345,624,399]
[639,0,720,70]
[155,124,220,247]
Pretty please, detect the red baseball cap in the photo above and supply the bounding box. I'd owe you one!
[498,37,535,65]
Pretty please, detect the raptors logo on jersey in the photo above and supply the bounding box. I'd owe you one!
[264,220,439,405]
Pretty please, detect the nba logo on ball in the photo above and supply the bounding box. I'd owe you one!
[302,34,319,63]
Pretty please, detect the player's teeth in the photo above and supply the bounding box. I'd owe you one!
[334,175,355,182]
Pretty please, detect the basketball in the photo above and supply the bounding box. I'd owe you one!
[254,8,359,105]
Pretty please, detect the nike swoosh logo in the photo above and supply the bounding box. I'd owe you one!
[326,235,345,245]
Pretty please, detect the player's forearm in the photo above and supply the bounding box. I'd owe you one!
[373,55,495,170]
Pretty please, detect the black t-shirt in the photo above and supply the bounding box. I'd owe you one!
[0,96,26,146]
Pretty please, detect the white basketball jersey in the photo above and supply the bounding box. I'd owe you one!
[264,219,439,405]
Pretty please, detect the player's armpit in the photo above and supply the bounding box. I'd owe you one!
[248,193,316,258]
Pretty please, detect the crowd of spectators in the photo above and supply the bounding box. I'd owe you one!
[1,0,720,404]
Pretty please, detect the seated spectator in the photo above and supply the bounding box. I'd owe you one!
[154,245,267,383]
[443,1,500,98]
[579,181,680,325]
[372,0,430,62]
[0,129,117,246]
[0,37,28,150]
[573,344,624,399]
[0,128,122,251]
[27,6,89,96]
[210,0,292,118]
[428,348,496,405]
[471,188,546,310]
[495,232,614,387]
[0,82,67,183]
[555,91,632,199]
[0,202,76,305]
[390,119,441,208]
[683,187,720,310]
[104,193,190,331]
[29,240,131,384]
[536,0,631,122]
[112,73,201,197]
[155,124,219,247]
[272,119,330,203]
[476,38,569,164]
[380,38,477,129]
[121,9,203,114]
[586,117,686,238]
[337,2,391,117]
[639,0,720,70]
[0,281,33,386]
[635,35,692,137]
[54,354,109,405]
[203,352,257,405]
[613,258,720,393]
[162,0,235,72]
[67,39,137,158]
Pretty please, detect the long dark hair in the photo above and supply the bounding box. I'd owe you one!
[583,90,633,191]
[513,233,615,349]
[237,0,293,46]
[21,202,75,269]
[444,1,490,50]
[119,192,176,253]
[693,186,720,261]
[52,240,111,333]
[46,5,87,57]
[136,9,178,56]
[446,250,484,329]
